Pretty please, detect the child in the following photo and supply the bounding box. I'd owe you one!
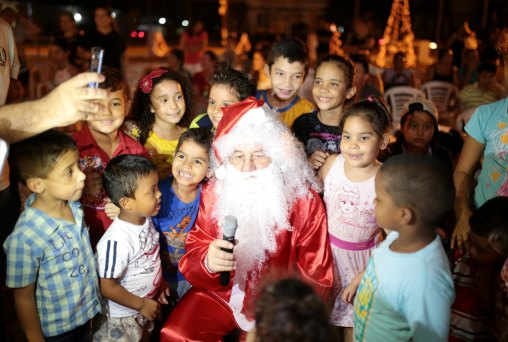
[449,196,508,341]
[354,155,456,341]
[49,38,79,87]
[317,98,391,342]
[4,130,100,341]
[458,60,504,110]
[93,154,168,341]
[153,128,213,301]
[246,277,337,342]
[190,62,256,132]
[255,37,314,127]
[72,66,148,248]
[292,54,356,170]
[125,67,193,180]
[378,98,454,172]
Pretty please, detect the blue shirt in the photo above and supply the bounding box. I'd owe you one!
[464,98,508,208]
[152,177,201,288]
[3,194,100,337]
[353,232,454,342]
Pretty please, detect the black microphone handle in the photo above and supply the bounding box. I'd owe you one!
[219,236,235,286]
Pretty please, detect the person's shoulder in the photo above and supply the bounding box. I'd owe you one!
[296,97,314,110]
[97,218,130,246]
[190,113,213,129]
[6,205,54,246]
[292,112,315,126]
[477,97,507,111]
[120,130,146,150]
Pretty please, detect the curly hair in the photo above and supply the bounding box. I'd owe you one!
[128,68,193,144]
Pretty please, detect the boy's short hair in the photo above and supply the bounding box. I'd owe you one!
[102,155,156,207]
[100,66,129,100]
[470,196,508,255]
[380,155,455,227]
[477,60,497,74]
[267,37,309,73]
[10,130,77,185]
[210,62,256,101]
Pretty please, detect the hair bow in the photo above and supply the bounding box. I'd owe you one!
[139,68,168,94]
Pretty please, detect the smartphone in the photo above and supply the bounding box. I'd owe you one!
[88,47,104,88]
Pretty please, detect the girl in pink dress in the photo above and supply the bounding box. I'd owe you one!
[318,97,392,341]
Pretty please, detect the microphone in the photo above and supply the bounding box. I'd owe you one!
[220,215,238,286]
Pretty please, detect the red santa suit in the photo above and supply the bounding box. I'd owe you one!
[160,180,333,341]
[160,97,334,341]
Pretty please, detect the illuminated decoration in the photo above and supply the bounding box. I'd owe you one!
[329,23,344,56]
[376,0,416,68]
[219,0,228,47]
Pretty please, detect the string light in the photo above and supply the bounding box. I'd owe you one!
[376,0,416,68]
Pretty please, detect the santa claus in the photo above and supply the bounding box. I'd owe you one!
[161,97,333,341]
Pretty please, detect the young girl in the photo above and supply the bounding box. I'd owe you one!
[152,128,213,302]
[292,54,356,170]
[125,67,193,180]
[318,97,392,342]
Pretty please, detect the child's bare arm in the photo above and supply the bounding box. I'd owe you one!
[13,283,45,342]
[100,278,159,320]
[341,270,365,304]
[317,154,338,184]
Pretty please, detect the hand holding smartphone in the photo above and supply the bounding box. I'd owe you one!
[88,47,104,88]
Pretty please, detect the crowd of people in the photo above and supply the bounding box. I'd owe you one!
[0,4,508,342]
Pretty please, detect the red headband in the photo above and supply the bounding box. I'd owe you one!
[139,68,169,94]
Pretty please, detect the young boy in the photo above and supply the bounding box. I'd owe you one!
[458,60,504,110]
[93,154,167,341]
[189,62,255,132]
[4,130,100,341]
[72,66,149,248]
[353,155,455,342]
[256,37,314,127]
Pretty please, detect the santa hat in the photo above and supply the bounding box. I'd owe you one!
[213,96,267,164]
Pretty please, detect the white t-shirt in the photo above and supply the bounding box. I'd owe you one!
[96,217,162,317]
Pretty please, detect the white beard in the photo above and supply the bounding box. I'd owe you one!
[214,163,292,282]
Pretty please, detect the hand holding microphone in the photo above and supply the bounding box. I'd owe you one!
[220,216,237,286]
[205,215,237,284]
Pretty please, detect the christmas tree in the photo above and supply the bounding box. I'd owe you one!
[376,0,416,68]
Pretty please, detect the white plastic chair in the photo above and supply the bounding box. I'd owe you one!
[383,86,425,130]
[421,81,458,126]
